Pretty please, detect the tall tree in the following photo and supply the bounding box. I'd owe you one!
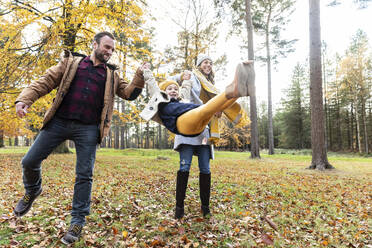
[278,63,311,149]
[213,0,261,158]
[308,0,334,170]
[252,0,297,155]
[168,0,223,71]
[337,30,371,154]
[245,0,260,158]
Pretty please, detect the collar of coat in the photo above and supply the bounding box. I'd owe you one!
[63,50,118,71]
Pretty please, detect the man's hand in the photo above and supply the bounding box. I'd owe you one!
[15,102,29,118]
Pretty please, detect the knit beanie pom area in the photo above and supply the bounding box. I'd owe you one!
[196,54,212,66]
[159,80,179,91]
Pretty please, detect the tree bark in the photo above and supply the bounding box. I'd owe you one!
[53,141,71,154]
[120,101,126,149]
[158,123,162,149]
[362,101,368,153]
[108,129,112,148]
[265,9,274,155]
[354,97,362,153]
[245,0,260,158]
[308,0,333,170]
[350,103,355,151]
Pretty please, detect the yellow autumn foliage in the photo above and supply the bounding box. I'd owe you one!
[0,0,152,139]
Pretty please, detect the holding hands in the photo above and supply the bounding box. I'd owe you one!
[140,62,151,71]
[182,70,191,81]
[15,102,29,118]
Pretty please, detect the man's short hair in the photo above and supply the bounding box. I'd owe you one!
[94,31,115,44]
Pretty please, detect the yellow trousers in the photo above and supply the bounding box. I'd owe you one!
[176,93,237,135]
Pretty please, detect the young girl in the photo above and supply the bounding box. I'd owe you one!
[140,61,254,137]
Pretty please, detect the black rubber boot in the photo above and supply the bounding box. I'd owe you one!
[175,170,189,219]
[199,173,211,217]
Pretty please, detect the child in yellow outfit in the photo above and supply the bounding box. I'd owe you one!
[140,61,255,136]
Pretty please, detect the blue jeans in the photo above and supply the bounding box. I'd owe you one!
[21,117,99,226]
[178,144,210,174]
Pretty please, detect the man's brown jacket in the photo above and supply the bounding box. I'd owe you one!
[16,50,145,143]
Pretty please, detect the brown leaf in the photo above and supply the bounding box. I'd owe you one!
[181,235,189,244]
[195,217,204,223]
[112,226,118,235]
[178,226,185,235]
[10,240,19,246]
[261,233,274,245]
[150,236,165,247]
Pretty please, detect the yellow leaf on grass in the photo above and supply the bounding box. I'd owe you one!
[122,231,128,239]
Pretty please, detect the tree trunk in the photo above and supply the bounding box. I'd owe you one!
[362,101,368,153]
[145,122,150,149]
[350,103,355,151]
[244,0,260,158]
[346,109,351,150]
[15,136,19,146]
[108,129,112,148]
[0,131,5,147]
[354,98,362,153]
[308,0,333,170]
[265,15,274,155]
[120,101,126,149]
[322,52,328,150]
[53,141,71,154]
[158,123,162,149]
[336,98,342,150]
[114,124,119,149]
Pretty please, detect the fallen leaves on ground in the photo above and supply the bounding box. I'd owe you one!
[0,149,371,247]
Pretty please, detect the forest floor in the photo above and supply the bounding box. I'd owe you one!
[0,148,370,247]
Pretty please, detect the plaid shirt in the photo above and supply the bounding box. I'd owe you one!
[56,56,107,124]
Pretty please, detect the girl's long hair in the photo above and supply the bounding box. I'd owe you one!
[197,66,215,84]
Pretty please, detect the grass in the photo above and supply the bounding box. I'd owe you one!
[0,147,371,247]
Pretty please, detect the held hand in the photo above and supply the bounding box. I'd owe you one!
[182,70,191,80]
[140,62,151,71]
[214,111,222,118]
[15,102,29,118]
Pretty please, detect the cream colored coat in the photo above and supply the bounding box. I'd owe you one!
[16,50,145,142]
[140,69,192,125]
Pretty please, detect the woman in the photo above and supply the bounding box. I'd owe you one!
[140,56,254,219]
[171,55,217,219]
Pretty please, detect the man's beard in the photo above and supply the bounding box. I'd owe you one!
[94,49,109,63]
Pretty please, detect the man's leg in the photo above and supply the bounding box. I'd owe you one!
[61,122,98,245]
[15,118,68,216]
[70,123,99,226]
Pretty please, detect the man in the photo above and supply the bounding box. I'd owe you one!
[14,31,145,245]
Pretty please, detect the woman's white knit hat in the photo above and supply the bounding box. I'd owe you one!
[196,54,212,66]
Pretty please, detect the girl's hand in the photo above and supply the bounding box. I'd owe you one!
[182,70,191,80]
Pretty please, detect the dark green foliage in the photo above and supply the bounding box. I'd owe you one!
[277,64,311,149]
